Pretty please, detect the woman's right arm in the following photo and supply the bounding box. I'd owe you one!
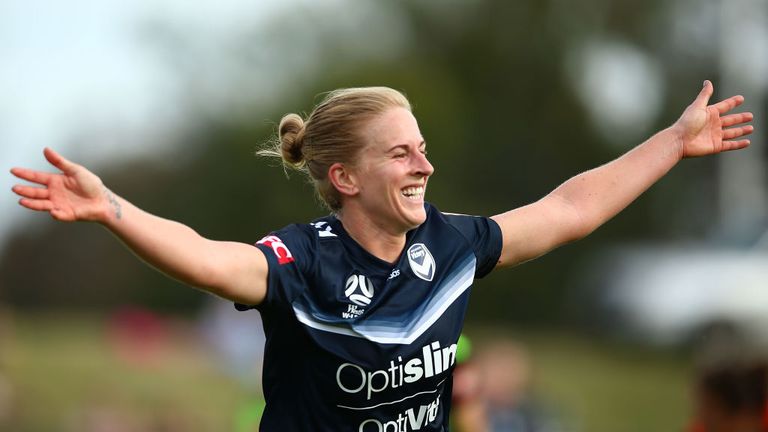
[10,148,268,305]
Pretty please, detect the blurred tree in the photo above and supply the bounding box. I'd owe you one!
[1,0,723,323]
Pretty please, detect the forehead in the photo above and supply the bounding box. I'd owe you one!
[362,107,423,151]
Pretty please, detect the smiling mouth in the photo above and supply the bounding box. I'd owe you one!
[401,186,425,200]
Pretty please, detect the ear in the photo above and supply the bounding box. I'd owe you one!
[328,162,360,198]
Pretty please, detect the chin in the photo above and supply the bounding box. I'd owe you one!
[404,208,427,229]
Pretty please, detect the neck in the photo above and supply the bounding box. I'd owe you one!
[337,208,407,264]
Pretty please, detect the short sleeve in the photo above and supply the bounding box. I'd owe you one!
[234,224,315,311]
[442,212,503,278]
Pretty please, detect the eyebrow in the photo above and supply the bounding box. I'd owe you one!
[385,141,426,153]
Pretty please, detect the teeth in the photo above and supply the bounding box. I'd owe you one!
[401,186,424,198]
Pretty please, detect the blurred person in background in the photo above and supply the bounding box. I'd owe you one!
[9,81,753,430]
[199,298,266,431]
[452,339,565,432]
[688,347,768,432]
[199,298,265,387]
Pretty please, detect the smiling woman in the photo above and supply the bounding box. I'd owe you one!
[9,81,755,431]
[261,87,414,212]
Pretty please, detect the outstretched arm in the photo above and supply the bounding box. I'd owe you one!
[10,148,268,304]
[491,80,754,267]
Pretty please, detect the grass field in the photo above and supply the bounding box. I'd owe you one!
[0,314,692,431]
[1,312,256,432]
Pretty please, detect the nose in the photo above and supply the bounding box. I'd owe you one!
[413,150,434,177]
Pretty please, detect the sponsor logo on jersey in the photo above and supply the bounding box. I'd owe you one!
[357,395,440,431]
[310,221,337,237]
[407,243,435,281]
[342,274,375,319]
[256,235,294,265]
[336,340,456,400]
[388,268,400,280]
[342,304,366,319]
[345,274,375,306]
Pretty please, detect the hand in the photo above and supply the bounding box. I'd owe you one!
[674,80,754,158]
[11,148,114,222]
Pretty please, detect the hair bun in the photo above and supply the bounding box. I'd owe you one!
[278,113,306,166]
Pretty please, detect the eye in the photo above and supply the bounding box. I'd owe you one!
[393,152,407,159]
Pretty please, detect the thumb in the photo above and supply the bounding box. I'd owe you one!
[693,80,714,108]
[44,147,78,175]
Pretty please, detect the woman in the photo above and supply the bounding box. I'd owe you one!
[688,358,767,432]
[10,81,753,431]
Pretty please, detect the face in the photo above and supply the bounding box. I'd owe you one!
[349,107,434,234]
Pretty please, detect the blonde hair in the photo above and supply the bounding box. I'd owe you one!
[261,87,411,211]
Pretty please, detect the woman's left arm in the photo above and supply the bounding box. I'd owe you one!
[491,80,754,268]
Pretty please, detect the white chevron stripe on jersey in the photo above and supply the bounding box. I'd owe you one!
[292,254,476,345]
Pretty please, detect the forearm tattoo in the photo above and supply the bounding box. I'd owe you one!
[103,187,122,220]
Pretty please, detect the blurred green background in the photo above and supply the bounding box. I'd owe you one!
[1,0,766,431]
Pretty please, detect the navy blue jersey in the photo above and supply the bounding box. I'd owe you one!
[236,203,502,431]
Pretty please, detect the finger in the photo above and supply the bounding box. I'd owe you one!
[722,139,750,152]
[10,167,52,185]
[721,112,753,127]
[712,94,744,114]
[11,185,50,200]
[44,147,78,175]
[693,80,714,107]
[723,125,754,140]
[18,198,54,212]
